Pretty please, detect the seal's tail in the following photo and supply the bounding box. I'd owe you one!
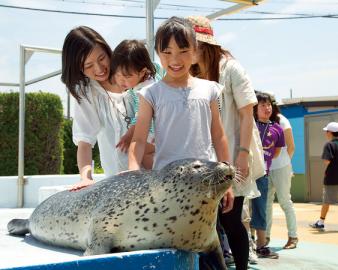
[7,219,30,236]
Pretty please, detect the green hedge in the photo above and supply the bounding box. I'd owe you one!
[63,118,102,174]
[0,92,64,176]
[63,118,77,174]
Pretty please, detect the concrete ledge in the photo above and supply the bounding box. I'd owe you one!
[0,249,199,270]
[38,185,70,204]
[0,174,106,208]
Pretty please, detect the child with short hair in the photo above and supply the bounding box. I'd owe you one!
[310,122,338,230]
[128,16,233,270]
[251,91,285,259]
[112,39,163,169]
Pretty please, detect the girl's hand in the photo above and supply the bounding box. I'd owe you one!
[116,133,132,153]
[116,126,135,153]
[235,151,249,179]
[69,178,94,191]
[221,187,234,214]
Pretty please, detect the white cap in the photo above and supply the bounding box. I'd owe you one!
[323,122,338,132]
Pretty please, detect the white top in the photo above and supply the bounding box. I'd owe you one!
[270,114,292,170]
[140,78,222,170]
[72,79,135,177]
[219,58,261,198]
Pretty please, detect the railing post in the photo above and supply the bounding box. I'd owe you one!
[17,45,26,208]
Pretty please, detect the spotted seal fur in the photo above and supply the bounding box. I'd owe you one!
[8,159,234,267]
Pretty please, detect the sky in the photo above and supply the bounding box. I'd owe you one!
[0,0,338,116]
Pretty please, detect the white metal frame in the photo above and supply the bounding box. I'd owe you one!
[145,0,265,60]
[0,45,61,207]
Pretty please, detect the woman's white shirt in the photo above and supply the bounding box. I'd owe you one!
[72,79,134,177]
[219,58,261,198]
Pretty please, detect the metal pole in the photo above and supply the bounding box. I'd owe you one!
[67,90,70,119]
[146,0,155,61]
[25,69,61,86]
[17,45,26,208]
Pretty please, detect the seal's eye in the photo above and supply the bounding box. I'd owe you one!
[193,164,201,169]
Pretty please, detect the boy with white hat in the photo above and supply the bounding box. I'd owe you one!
[310,122,338,230]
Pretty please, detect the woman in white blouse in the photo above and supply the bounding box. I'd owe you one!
[61,26,138,190]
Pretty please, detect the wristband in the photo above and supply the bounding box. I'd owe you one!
[239,146,250,154]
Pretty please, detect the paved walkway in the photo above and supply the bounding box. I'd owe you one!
[230,203,338,269]
[0,203,337,269]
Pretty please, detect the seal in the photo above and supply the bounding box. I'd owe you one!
[8,159,234,268]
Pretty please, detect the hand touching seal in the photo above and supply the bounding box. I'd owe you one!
[69,178,94,191]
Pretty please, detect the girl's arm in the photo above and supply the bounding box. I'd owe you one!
[210,100,230,162]
[237,104,254,177]
[69,141,94,191]
[128,96,153,170]
[284,128,295,159]
[273,147,282,159]
[210,100,234,214]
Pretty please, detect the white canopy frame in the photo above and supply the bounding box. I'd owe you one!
[146,0,265,60]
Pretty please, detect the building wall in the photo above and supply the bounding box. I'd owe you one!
[280,105,338,202]
[281,105,307,175]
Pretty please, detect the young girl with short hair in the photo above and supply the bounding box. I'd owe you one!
[251,91,285,258]
[112,39,165,168]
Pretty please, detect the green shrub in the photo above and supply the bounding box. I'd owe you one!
[63,118,102,174]
[63,118,77,174]
[0,92,64,175]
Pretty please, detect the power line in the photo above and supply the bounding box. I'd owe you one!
[47,0,222,12]
[0,3,337,20]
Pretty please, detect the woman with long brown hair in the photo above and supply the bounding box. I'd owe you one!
[187,15,264,269]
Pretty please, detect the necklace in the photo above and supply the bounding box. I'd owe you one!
[257,120,271,143]
[104,89,131,128]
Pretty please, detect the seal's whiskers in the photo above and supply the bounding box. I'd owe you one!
[233,170,247,191]
[200,172,215,198]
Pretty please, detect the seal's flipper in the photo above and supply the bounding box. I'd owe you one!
[199,245,227,270]
[84,240,117,256]
[7,219,30,236]
[84,223,119,256]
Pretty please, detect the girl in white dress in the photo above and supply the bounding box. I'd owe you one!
[128,16,233,270]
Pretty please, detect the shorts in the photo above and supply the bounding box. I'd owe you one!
[323,185,338,204]
[250,175,268,230]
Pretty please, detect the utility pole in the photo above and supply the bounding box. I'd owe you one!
[290,88,293,99]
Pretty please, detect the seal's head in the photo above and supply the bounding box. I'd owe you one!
[161,159,234,200]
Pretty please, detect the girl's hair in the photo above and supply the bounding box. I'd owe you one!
[253,91,280,123]
[61,26,113,103]
[111,39,156,80]
[155,16,196,53]
[190,41,233,82]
